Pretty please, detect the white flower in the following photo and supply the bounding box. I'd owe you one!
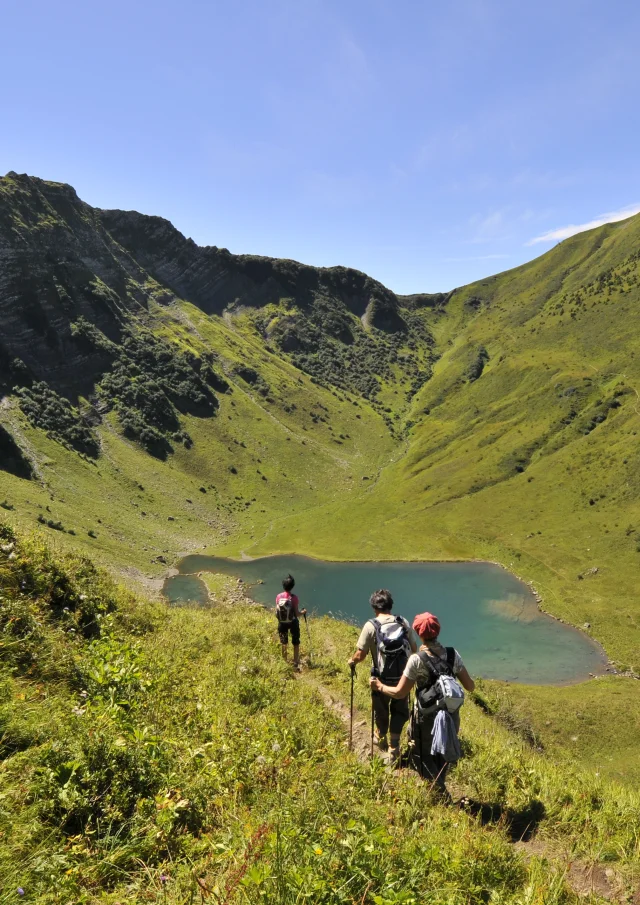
[272,743,281,753]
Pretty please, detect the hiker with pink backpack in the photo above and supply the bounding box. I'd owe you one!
[275,574,307,670]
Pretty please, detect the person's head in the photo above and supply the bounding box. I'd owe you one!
[413,612,440,642]
[369,588,393,613]
[282,574,295,593]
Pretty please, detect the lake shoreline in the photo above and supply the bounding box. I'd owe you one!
[165,551,616,685]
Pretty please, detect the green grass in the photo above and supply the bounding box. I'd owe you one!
[475,677,640,788]
[1,525,639,903]
[0,298,394,582]
[2,203,640,790]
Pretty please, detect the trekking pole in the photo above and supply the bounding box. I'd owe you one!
[370,666,378,759]
[349,662,356,751]
[370,694,375,759]
[303,612,313,666]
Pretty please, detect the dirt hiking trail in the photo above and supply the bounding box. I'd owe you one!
[297,664,637,904]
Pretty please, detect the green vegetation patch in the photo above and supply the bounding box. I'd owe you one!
[247,296,435,406]
[73,318,227,459]
[15,382,99,457]
[1,525,639,903]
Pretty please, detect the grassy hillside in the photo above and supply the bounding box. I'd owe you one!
[237,216,640,673]
[0,295,397,581]
[1,525,638,903]
[1,174,640,790]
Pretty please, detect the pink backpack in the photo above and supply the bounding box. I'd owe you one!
[276,592,296,624]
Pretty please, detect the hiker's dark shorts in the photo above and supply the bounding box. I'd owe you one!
[372,689,410,739]
[278,618,300,646]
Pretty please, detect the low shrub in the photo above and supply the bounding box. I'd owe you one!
[15,382,99,457]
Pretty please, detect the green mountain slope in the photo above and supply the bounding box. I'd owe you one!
[250,216,640,674]
[1,524,638,903]
[1,172,639,786]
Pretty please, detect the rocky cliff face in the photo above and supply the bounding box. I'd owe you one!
[98,208,402,327]
[0,173,156,396]
[0,172,408,399]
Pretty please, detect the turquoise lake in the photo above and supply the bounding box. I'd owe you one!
[164,555,608,685]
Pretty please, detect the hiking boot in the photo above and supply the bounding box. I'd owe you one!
[386,747,401,768]
[374,733,388,752]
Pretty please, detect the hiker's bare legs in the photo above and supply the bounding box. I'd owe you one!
[293,644,301,667]
[281,644,288,662]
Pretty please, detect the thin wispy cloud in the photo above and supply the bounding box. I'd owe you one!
[527,204,640,246]
[469,209,509,244]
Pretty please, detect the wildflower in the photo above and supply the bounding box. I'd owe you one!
[159,874,169,885]
[256,755,266,765]
[17,889,25,897]
[71,707,86,717]
[272,742,281,753]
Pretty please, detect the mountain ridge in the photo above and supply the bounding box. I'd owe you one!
[1,171,640,785]
[1,171,425,397]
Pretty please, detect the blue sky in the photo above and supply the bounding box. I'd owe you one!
[2,0,639,293]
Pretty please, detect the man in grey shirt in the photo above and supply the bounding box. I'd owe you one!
[348,589,418,764]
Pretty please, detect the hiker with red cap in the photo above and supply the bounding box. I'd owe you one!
[370,611,474,793]
[348,589,419,765]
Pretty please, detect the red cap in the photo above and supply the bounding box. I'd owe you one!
[413,612,440,640]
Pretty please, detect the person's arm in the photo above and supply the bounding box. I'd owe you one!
[348,648,368,667]
[370,674,415,699]
[348,623,373,667]
[294,596,306,617]
[457,667,475,692]
[453,650,475,692]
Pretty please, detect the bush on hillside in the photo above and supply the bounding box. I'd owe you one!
[0,524,154,682]
[249,295,435,403]
[71,323,223,459]
[467,346,489,382]
[233,365,271,397]
[15,381,100,457]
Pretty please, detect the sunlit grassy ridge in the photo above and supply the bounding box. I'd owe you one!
[1,526,638,904]
[1,179,640,789]
[0,295,395,579]
[242,216,640,673]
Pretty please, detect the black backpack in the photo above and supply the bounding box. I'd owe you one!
[370,617,411,686]
[414,647,457,720]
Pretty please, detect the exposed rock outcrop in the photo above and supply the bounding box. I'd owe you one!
[0,171,410,405]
